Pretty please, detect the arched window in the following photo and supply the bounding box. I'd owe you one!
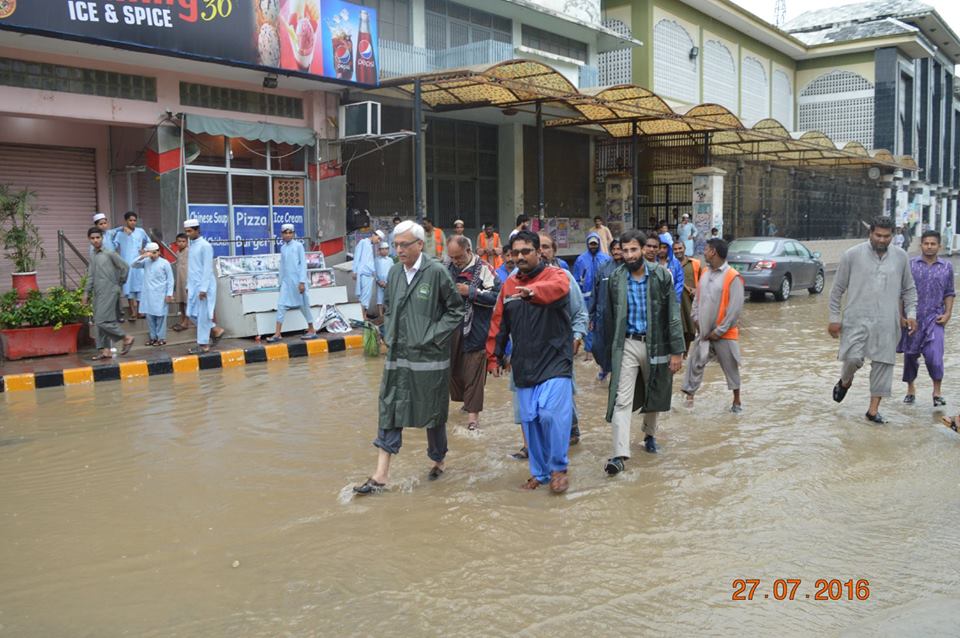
[741,56,769,125]
[798,70,874,147]
[653,19,698,104]
[772,70,793,129]
[703,40,737,111]
[599,18,633,86]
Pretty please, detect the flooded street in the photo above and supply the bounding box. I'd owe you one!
[2,276,959,637]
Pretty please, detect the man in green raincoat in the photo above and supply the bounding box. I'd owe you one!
[354,220,464,495]
[601,229,685,475]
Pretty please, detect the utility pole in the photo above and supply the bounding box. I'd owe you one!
[774,0,787,27]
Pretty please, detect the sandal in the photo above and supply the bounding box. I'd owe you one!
[119,337,135,355]
[265,335,283,343]
[549,471,569,494]
[520,477,541,490]
[172,324,187,332]
[353,478,385,495]
[934,396,947,407]
[90,353,111,361]
[466,421,479,431]
[211,328,225,344]
[428,465,444,481]
[187,346,211,355]
[156,340,167,347]
[510,446,528,460]
[941,416,959,432]
[300,333,318,340]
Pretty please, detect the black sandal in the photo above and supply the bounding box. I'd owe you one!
[428,465,444,481]
[934,396,947,407]
[833,379,850,403]
[864,411,887,424]
[510,446,528,460]
[353,478,385,495]
[941,416,959,432]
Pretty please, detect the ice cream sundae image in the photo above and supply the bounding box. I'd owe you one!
[258,0,279,24]
[257,22,281,67]
[285,0,319,70]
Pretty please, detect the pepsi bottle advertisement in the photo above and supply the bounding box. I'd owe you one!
[0,0,379,87]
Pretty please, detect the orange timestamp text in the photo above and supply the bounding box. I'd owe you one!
[731,579,870,601]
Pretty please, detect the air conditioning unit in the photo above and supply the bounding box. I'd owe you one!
[339,101,381,139]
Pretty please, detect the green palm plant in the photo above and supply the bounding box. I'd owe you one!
[0,185,45,273]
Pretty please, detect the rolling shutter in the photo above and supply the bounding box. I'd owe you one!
[0,144,98,290]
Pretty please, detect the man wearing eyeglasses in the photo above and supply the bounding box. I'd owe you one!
[354,221,464,496]
[487,230,574,495]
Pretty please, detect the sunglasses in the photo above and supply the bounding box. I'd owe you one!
[510,247,537,256]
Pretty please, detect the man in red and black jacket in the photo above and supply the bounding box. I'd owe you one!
[487,230,574,494]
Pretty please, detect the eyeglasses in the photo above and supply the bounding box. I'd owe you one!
[510,247,536,256]
[392,239,421,249]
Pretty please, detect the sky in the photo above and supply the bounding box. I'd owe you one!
[730,0,960,37]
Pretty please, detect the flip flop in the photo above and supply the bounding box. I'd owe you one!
[119,338,135,355]
[520,477,541,490]
[934,396,947,407]
[353,478,385,495]
[428,465,444,481]
[211,329,225,344]
[510,447,528,460]
[187,346,210,355]
[172,324,186,332]
[466,421,479,431]
[156,340,167,346]
[265,335,283,343]
[941,416,959,432]
[300,333,318,340]
[90,353,111,361]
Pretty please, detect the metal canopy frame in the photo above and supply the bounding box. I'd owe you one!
[375,59,916,220]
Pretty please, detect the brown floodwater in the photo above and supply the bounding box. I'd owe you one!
[2,276,959,637]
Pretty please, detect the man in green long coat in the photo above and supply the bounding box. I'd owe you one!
[601,229,685,475]
[354,220,464,495]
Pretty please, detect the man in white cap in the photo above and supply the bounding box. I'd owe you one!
[678,212,697,256]
[374,239,393,319]
[267,223,317,342]
[132,242,174,346]
[183,219,223,353]
[352,229,383,319]
[90,213,114,255]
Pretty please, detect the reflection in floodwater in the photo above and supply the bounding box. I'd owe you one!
[1,277,959,636]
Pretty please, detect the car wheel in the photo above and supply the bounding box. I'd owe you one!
[774,275,791,301]
[808,270,824,294]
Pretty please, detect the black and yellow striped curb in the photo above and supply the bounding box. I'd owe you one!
[0,334,363,393]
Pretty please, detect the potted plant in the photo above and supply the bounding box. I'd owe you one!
[0,185,45,300]
[0,285,92,360]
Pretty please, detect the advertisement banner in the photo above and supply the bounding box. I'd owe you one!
[272,205,306,249]
[233,205,272,255]
[0,0,379,86]
[187,204,230,258]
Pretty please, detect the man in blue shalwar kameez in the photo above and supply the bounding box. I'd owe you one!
[267,224,317,342]
[352,229,383,318]
[112,211,150,321]
[184,219,223,353]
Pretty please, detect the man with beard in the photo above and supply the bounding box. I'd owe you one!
[673,239,700,354]
[602,230,684,474]
[446,235,500,432]
[488,231,573,494]
[830,216,917,423]
[897,230,953,407]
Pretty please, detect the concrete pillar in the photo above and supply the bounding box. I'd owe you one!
[144,123,186,245]
[497,123,523,236]
[691,166,726,252]
[948,191,958,255]
[881,173,894,216]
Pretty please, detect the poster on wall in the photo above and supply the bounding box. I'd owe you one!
[233,206,272,255]
[272,206,306,249]
[187,204,230,257]
[0,0,379,86]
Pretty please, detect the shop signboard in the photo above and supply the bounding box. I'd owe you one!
[233,205,272,255]
[272,205,306,249]
[187,204,230,257]
[0,0,379,87]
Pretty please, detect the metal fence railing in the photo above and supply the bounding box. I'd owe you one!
[379,39,513,79]
[57,230,88,290]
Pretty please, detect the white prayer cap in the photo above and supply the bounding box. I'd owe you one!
[144,242,160,252]
[379,241,389,249]
[375,229,385,239]
[92,212,107,222]
[183,219,200,228]
[281,223,295,232]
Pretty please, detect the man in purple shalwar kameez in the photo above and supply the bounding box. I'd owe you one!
[898,230,955,407]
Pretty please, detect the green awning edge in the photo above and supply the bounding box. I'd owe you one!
[185,113,316,147]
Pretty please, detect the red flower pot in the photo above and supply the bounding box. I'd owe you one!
[0,323,83,360]
[12,272,39,301]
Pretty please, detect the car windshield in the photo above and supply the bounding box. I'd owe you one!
[728,239,778,255]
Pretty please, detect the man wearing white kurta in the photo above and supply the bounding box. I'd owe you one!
[184,219,223,353]
[132,243,174,346]
[352,230,383,317]
[830,216,918,424]
[267,224,317,342]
